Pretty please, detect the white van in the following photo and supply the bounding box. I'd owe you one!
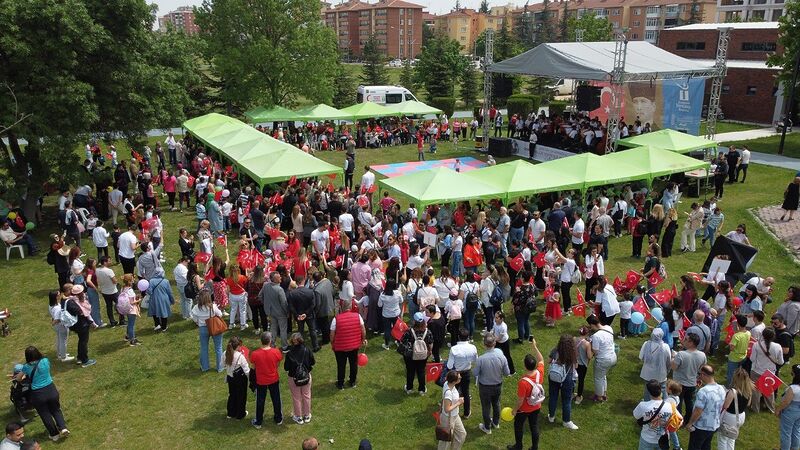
[548,78,575,96]
[356,85,418,105]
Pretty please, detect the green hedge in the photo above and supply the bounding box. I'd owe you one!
[548,100,569,118]
[430,97,455,117]
[506,94,541,118]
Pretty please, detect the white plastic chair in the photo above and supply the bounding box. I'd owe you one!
[4,241,24,260]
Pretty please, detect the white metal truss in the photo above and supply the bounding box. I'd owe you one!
[604,30,628,154]
[705,27,731,141]
[482,29,495,151]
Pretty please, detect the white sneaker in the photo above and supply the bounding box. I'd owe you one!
[60,356,76,362]
[548,415,555,423]
[292,415,304,425]
[303,415,312,423]
[405,389,414,395]
[478,423,492,434]
[563,421,579,430]
[240,324,248,331]
[153,325,162,332]
[382,343,391,350]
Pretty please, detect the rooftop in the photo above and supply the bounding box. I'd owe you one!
[668,21,780,31]
[325,0,425,12]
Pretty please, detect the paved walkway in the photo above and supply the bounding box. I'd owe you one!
[754,205,800,259]
[748,152,800,172]
[715,127,778,142]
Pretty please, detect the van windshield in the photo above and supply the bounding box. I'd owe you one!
[405,94,417,101]
[357,93,364,103]
[386,93,403,104]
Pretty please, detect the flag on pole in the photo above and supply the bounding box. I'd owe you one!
[632,297,651,321]
[651,289,672,305]
[368,184,377,193]
[574,290,586,317]
[426,363,444,383]
[671,284,679,300]
[648,271,665,287]
[687,272,703,282]
[216,235,227,247]
[288,176,297,186]
[682,314,692,330]
[755,370,783,398]
[509,254,524,272]
[625,270,643,290]
[533,252,546,268]
[612,276,624,293]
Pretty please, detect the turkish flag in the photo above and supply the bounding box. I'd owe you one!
[509,254,524,272]
[755,370,783,398]
[216,235,227,247]
[687,272,703,282]
[360,185,367,194]
[576,289,585,306]
[391,318,409,342]
[426,363,444,383]
[368,184,377,193]
[542,286,554,300]
[106,152,114,160]
[194,252,212,264]
[357,196,369,208]
[225,165,233,175]
[648,271,665,287]
[682,314,692,330]
[141,217,159,236]
[632,297,652,321]
[671,284,679,300]
[288,176,297,186]
[533,252,546,268]
[651,289,672,305]
[326,173,337,180]
[335,254,345,268]
[678,329,686,341]
[612,276,624,292]
[625,270,643,290]
[724,318,735,344]
[573,303,586,317]
[327,182,335,193]
[269,193,283,206]
[747,337,757,358]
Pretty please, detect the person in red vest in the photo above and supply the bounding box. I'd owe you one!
[330,301,367,390]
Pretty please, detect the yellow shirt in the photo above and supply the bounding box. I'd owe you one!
[729,331,751,363]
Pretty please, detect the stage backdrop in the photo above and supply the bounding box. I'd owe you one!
[589,78,705,136]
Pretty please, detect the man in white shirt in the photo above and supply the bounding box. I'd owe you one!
[737,145,751,183]
[1,422,24,450]
[165,132,177,165]
[406,244,430,271]
[570,211,585,254]
[360,166,375,207]
[446,328,479,418]
[108,187,123,225]
[496,207,511,258]
[338,211,355,239]
[528,211,546,250]
[96,256,122,326]
[117,224,139,275]
[309,222,330,259]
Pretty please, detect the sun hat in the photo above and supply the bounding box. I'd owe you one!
[71,284,85,295]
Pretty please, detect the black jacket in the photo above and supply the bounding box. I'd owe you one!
[288,287,316,318]
[284,344,315,378]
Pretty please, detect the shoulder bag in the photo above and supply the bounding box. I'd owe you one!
[206,305,228,336]
[718,388,740,439]
[636,400,665,427]
[20,360,41,402]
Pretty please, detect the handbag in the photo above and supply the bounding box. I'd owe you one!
[206,306,228,336]
[637,400,665,427]
[435,412,453,442]
[718,388,740,439]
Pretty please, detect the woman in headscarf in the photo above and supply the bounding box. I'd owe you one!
[365,265,385,333]
[206,192,223,236]
[146,268,174,332]
[638,327,672,400]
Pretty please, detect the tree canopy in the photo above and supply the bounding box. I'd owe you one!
[767,0,800,100]
[195,0,338,109]
[0,0,198,216]
[414,32,466,100]
[361,36,389,86]
[567,12,614,42]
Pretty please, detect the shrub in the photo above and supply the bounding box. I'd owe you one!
[506,94,541,118]
[548,100,569,118]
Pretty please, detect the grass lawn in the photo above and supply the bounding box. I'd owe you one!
[2,139,797,449]
[721,132,800,159]
[700,121,762,136]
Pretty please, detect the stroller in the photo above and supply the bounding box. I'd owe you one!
[9,371,36,423]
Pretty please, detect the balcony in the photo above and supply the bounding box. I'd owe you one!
[719,0,744,6]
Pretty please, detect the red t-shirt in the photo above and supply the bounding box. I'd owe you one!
[226,275,247,295]
[250,347,283,385]
[517,362,545,413]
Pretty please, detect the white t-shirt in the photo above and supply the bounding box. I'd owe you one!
[339,280,355,301]
[442,384,461,417]
[572,218,585,244]
[92,226,110,248]
[452,235,464,252]
[528,218,546,244]
[406,254,426,271]
[619,300,633,319]
[633,399,674,444]
[713,293,728,311]
[402,222,417,242]
[492,321,509,343]
[310,228,329,255]
[560,259,577,284]
[95,266,118,295]
[118,231,138,259]
[591,325,616,360]
[361,171,375,189]
[597,285,621,316]
[740,149,751,165]
[339,213,354,232]
[751,340,784,375]
[173,263,189,287]
[434,278,458,306]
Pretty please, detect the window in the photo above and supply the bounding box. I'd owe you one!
[746,86,757,96]
[460,36,466,41]
[612,8,621,15]
[399,8,404,15]
[633,8,642,15]
[646,17,660,27]
[400,19,404,25]
[646,6,660,14]
[666,5,679,14]
[400,28,404,35]
[632,33,639,39]
[461,18,467,24]
[386,93,403,104]
[772,10,783,20]
[645,30,657,41]
[376,8,387,16]
[751,9,766,19]
[741,42,777,51]
[461,26,467,32]
[405,94,417,101]
[722,84,730,94]
[752,0,767,4]
[408,19,413,25]
[633,20,641,27]
[677,41,706,50]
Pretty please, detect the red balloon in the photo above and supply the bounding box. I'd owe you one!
[357,353,369,367]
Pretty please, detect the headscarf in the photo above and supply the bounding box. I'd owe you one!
[642,327,667,366]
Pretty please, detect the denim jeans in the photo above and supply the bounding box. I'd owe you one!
[704,225,718,246]
[254,382,283,425]
[177,284,192,319]
[726,359,742,386]
[126,314,137,340]
[638,436,661,450]
[509,227,524,246]
[780,401,800,450]
[53,324,69,360]
[451,251,463,278]
[515,311,530,340]
[87,288,104,326]
[548,377,574,422]
[464,307,476,337]
[198,325,223,372]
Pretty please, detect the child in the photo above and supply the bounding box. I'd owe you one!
[444,292,463,348]
[575,326,592,405]
[117,274,141,346]
[221,199,232,232]
[417,136,424,161]
[92,220,110,259]
[0,308,9,337]
[85,212,98,232]
[544,290,562,327]
[492,311,515,374]
[666,380,684,450]
[429,136,437,154]
[47,290,72,361]
[618,292,633,340]
[631,212,645,258]
[110,224,121,264]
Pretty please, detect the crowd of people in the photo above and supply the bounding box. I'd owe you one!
[5,130,800,450]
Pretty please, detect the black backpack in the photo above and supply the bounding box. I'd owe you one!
[291,350,311,386]
[780,330,795,358]
[465,284,480,312]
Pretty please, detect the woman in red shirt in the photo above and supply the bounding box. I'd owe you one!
[511,339,545,450]
[226,264,248,330]
[463,236,483,273]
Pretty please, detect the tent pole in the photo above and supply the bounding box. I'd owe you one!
[605,29,629,155]
[482,29,494,153]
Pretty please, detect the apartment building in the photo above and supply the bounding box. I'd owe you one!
[157,6,199,35]
[659,22,783,124]
[323,0,424,59]
[715,0,787,22]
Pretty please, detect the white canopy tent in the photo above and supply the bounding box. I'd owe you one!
[487,41,717,82]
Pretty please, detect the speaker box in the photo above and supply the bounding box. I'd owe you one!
[576,85,602,111]
[488,137,513,157]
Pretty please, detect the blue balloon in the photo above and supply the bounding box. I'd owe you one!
[651,307,664,322]
[631,311,645,325]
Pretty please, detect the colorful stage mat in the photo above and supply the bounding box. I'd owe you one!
[371,157,486,178]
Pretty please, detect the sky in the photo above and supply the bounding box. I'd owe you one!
[153,0,532,20]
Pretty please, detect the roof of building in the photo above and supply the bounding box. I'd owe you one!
[375,0,425,9]
[668,21,780,31]
[629,0,716,7]
[690,59,777,70]
[325,0,424,12]
[436,8,478,19]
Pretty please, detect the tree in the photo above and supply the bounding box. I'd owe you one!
[196,0,338,110]
[414,32,466,100]
[536,0,555,44]
[474,31,487,58]
[0,0,198,218]
[361,36,389,86]
[767,0,800,118]
[479,0,490,14]
[422,23,435,46]
[687,0,704,24]
[567,12,614,42]
[332,65,356,109]
[460,62,479,108]
[399,59,416,90]
[559,1,570,42]
[515,3,535,49]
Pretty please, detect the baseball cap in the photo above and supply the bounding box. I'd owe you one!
[413,312,425,323]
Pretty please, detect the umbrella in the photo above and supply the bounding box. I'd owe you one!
[701,236,758,277]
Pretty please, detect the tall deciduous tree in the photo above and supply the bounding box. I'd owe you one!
[196,0,338,109]
[399,59,416,90]
[332,65,356,109]
[0,0,198,217]
[461,62,479,108]
[767,0,800,118]
[567,12,614,42]
[414,32,466,100]
[479,0,490,14]
[687,0,704,24]
[536,0,555,44]
[361,36,389,86]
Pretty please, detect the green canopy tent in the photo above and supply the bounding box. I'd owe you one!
[535,153,649,192]
[339,102,400,120]
[605,146,710,184]
[378,166,503,208]
[294,104,352,121]
[385,100,443,117]
[182,113,342,186]
[464,159,585,202]
[243,105,300,123]
[617,129,717,154]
